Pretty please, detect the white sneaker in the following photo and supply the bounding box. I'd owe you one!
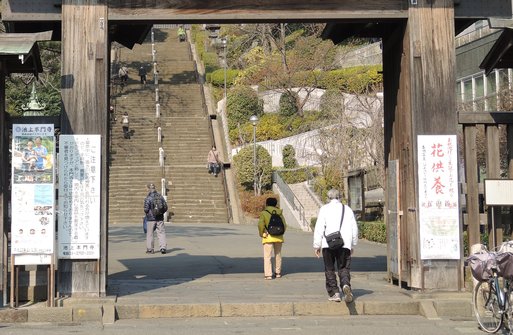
[328,292,341,302]
[343,285,353,303]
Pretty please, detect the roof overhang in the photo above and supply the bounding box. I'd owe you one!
[0,31,52,75]
[322,18,480,44]
[480,28,513,76]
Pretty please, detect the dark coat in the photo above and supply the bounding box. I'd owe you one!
[144,190,167,221]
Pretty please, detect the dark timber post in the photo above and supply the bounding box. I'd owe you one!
[0,62,7,305]
[384,0,460,289]
[60,0,108,296]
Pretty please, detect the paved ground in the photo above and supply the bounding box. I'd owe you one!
[0,315,484,335]
[107,222,390,305]
[1,222,474,324]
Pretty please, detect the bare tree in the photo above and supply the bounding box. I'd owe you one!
[226,24,337,116]
[315,91,384,200]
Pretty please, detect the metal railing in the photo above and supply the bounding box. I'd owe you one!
[191,36,233,223]
[273,171,310,231]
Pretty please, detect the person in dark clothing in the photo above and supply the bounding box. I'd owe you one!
[144,183,168,254]
[138,66,147,86]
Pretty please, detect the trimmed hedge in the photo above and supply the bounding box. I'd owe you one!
[319,65,383,93]
[358,221,386,244]
[277,167,318,185]
[310,218,386,244]
[208,68,240,87]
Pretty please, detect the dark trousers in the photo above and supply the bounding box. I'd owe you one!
[123,126,130,139]
[322,247,351,296]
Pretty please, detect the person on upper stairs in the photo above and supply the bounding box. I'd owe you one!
[207,145,222,177]
[178,26,186,42]
[122,112,130,139]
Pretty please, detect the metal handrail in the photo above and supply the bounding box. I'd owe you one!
[273,171,310,231]
[191,37,233,223]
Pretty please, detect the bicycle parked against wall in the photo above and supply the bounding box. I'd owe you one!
[468,242,513,333]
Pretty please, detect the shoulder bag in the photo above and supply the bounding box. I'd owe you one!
[324,204,345,250]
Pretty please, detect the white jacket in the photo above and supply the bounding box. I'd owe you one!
[313,199,358,250]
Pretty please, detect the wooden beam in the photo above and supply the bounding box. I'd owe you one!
[3,0,511,22]
[3,0,409,22]
[464,126,480,248]
[486,125,502,248]
[59,0,108,297]
[0,63,7,305]
[459,112,513,125]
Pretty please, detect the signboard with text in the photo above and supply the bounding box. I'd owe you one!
[58,135,101,259]
[417,135,460,260]
[11,124,55,258]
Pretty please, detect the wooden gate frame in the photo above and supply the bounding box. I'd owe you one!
[1,0,512,296]
[459,112,513,249]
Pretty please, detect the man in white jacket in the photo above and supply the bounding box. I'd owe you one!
[313,189,358,303]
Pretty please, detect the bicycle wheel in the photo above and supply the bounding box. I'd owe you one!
[473,280,503,333]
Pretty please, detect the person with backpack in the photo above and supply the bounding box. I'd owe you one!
[144,183,168,254]
[257,197,286,280]
[313,189,358,303]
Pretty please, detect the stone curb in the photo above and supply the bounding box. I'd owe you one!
[0,299,474,323]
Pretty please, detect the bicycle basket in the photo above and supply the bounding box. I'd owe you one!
[497,252,513,280]
[467,252,497,282]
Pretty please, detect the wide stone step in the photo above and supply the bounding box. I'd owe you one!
[109,29,228,227]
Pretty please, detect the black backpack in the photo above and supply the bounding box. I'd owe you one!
[152,193,167,216]
[265,210,285,236]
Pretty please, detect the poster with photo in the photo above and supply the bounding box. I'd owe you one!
[417,135,460,260]
[11,124,55,256]
[58,135,101,259]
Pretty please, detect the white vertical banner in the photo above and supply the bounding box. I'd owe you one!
[11,124,55,258]
[418,135,460,260]
[58,135,101,259]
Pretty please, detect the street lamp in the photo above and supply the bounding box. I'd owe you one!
[250,115,259,195]
[221,38,228,109]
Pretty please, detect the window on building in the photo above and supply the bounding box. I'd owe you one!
[463,79,473,103]
[456,82,462,104]
[486,71,497,111]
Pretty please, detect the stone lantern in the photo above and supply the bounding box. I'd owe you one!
[21,82,46,116]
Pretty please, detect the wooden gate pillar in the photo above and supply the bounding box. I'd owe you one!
[384,0,460,290]
[60,0,108,296]
[0,62,7,305]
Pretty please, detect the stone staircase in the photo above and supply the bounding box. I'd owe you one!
[288,182,322,225]
[108,28,229,225]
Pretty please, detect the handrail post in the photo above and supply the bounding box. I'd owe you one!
[159,147,165,168]
[157,126,162,143]
[156,103,160,118]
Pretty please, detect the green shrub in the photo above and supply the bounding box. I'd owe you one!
[462,230,489,257]
[233,144,272,194]
[202,51,220,74]
[282,144,298,169]
[226,85,263,131]
[310,217,317,231]
[208,68,240,87]
[320,65,383,93]
[279,91,299,116]
[320,88,343,117]
[358,221,386,244]
[277,167,318,184]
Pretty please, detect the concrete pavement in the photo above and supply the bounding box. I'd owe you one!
[0,223,474,323]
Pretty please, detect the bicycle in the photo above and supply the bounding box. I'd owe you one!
[473,267,513,333]
[469,244,513,334]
